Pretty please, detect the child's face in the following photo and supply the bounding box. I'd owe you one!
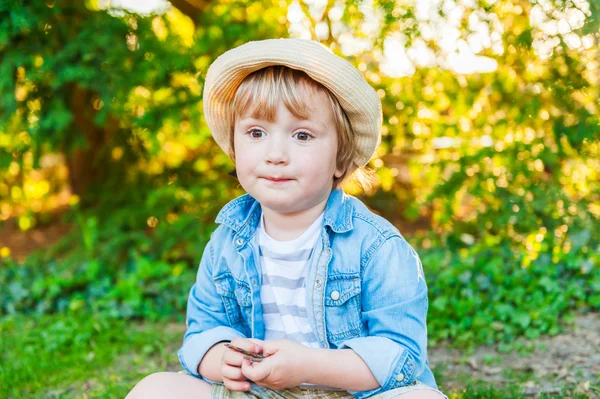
[233,90,343,216]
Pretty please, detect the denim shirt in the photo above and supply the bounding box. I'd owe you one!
[178,189,437,399]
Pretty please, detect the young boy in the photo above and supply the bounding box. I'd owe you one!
[126,38,446,399]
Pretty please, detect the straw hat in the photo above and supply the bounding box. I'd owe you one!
[202,38,382,167]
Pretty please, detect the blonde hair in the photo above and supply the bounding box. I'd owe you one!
[227,66,374,190]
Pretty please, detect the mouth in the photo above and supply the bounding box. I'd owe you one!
[261,176,293,183]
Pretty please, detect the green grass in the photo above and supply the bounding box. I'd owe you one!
[0,312,183,398]
[446,385,592,398]
[0,312,594,398]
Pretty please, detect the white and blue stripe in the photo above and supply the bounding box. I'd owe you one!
[257,212,323,349]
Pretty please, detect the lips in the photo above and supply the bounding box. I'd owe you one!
[262,176,293,183]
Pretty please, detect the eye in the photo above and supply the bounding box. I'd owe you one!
[247,128,265,139]
[294,131,313,141]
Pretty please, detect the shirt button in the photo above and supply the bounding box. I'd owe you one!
[235,238,244,246]
[330,290,340,301]
[396,373,405,382]
[252,279,257,287]
[315,279,322,287]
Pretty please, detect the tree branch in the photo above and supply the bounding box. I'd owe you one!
[167,0,211,25]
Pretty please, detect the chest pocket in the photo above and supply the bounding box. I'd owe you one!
[214,274,252,327]
[324,275,362,344]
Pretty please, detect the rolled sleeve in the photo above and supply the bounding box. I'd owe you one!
[177,238,248,378]
[339,337,416,398]
[178,326,246,377]
[339,236,429,399]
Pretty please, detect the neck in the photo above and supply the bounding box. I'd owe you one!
[261,197,329,241]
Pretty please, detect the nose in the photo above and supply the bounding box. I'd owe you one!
[265,136,289,165]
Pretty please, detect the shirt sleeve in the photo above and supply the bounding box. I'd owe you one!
[178,239,247,378]
[337,235,429,399]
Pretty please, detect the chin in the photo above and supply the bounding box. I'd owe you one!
[257,198,299,213]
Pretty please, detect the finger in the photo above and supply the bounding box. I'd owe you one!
[261,341,281,357]
[221,364,245,381]
[241,358,270,382]
[248,338,264,350]
[231,338,263,355]
[223,348,244,366]
[223,377,251,392]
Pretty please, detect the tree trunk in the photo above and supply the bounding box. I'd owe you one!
[65,83,118,198]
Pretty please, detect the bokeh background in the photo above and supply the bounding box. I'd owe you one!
[0,0,598,397]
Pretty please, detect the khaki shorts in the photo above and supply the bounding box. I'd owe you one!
[210,381,447,399]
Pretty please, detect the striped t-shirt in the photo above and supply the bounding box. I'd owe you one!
[257,212,323,349]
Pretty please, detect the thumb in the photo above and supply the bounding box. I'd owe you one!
[261,340,283,357]
[241,358,271,382]
[247,338,264,354]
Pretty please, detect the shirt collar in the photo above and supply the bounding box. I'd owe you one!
[323,188,354,233]
[215,188,354,236]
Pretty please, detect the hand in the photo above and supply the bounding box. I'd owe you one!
[221,338,263,391]
[241,339,313,390]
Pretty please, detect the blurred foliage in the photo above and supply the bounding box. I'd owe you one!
[0,0,599,347]
[421,232,600,346]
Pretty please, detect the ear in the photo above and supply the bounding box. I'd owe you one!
[334,167,344,179]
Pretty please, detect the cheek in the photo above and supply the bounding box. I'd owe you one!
[297,154,337,181]
[298,146,337,170]
[234,152,260,177]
